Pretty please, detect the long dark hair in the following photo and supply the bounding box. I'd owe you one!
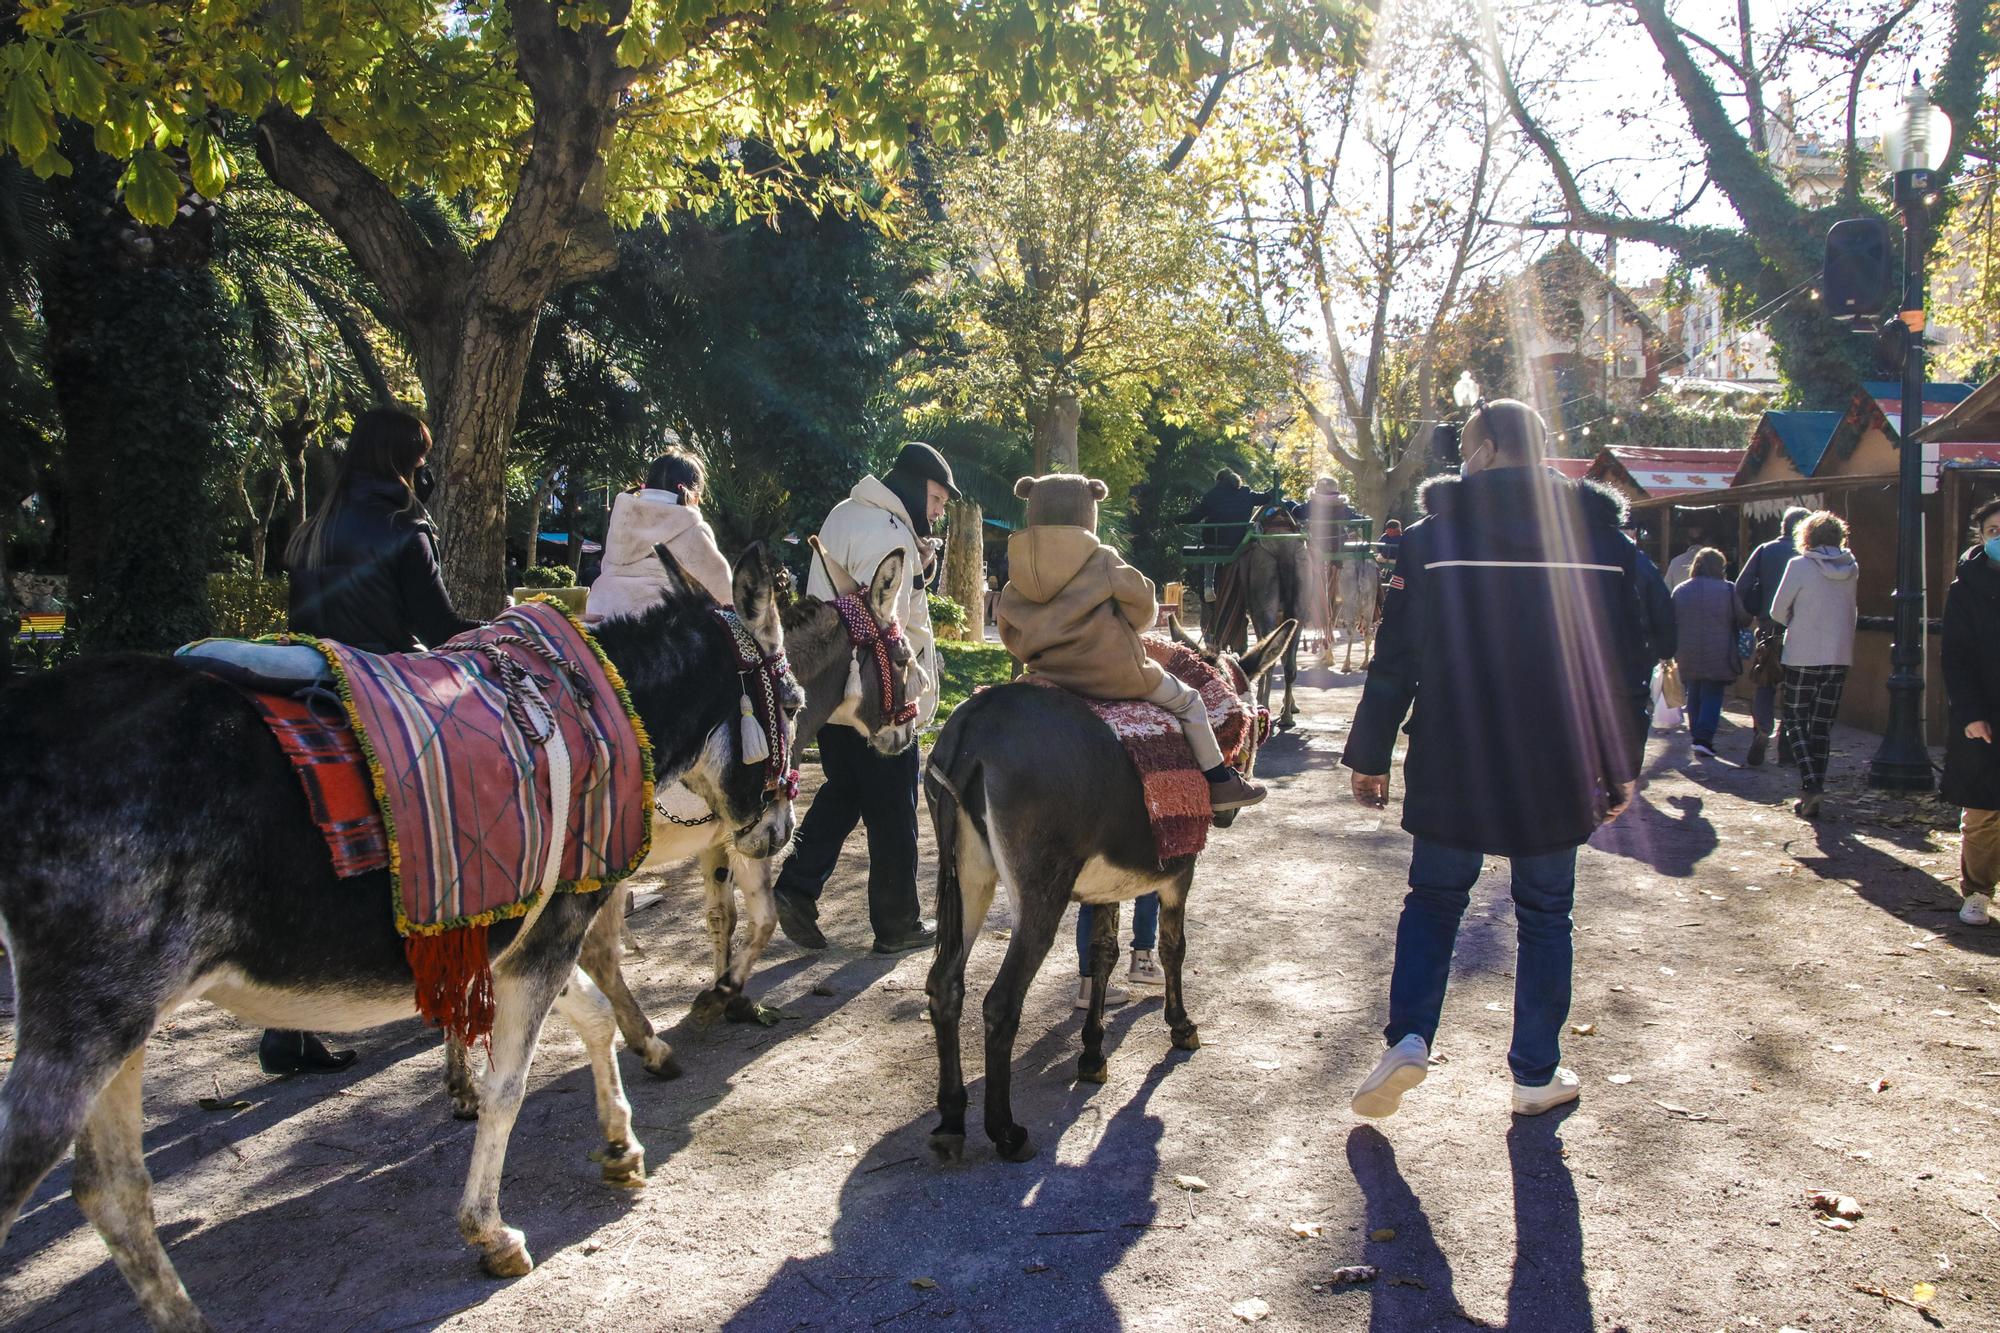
[286,407,433,571]
[645,448,705,496]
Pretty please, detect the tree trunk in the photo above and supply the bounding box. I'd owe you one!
[1032,392,1082,473]
[435,311,551,609]
[942,498,985,640]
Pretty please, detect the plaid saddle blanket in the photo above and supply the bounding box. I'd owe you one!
[1034,637,1255,864]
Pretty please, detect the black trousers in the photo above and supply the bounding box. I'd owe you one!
[774,723,923,939]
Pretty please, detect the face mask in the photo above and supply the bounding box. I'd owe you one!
[1983,536,2000,564]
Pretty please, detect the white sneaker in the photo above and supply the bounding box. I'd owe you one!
[1691,742,1716,758]
[1512,1067,1582,1116]
[1351,1034,1430,1119]
[1076,977,1130,1010]
[1127,949,1166,987]
[1961,892,1993,926]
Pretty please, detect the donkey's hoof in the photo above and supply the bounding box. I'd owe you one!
[450,1094,481,1122]
[688,989,728,1028]
[1076,1057,1109,1085]
[476,1228,534,1278]
[928,1132,966,1165]
[724,995,783,1027]
[638,1037,682,1080]
[597,1140,647,1188]
[993,1126,1038,1163]
[1171,1025,1202,1052]
[1277,715,1297,732]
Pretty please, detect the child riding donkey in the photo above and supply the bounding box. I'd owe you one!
[997,473,1266,818]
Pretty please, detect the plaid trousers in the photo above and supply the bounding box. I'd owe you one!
[1783,665,1849,792]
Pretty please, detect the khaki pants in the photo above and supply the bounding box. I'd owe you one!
[1148,674,1226,772]
[1962,807,2000,898]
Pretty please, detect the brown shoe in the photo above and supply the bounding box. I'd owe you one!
[1208,771,1267,812]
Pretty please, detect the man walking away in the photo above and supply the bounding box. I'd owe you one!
[774,442,954,954]
[1735,507,1811,767]
[1343,399,1643,1120]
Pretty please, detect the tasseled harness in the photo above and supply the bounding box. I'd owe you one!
[711,606,802,801]
[833,592,918,726]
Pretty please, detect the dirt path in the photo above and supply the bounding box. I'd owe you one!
[3,669,1999,1332]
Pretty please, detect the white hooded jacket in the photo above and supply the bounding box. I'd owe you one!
[585,489,735,623]
[1770,546,1860,667]
[807,474,939,725]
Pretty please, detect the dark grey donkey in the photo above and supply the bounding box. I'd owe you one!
[1241,507,1309,730]
[0,546,787,1332]
[923,616,1297,1164]
[444,540,919,1116]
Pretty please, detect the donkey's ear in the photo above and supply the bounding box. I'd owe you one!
[732,542,783,656]
[808,534,862,598]
[1239,619,1299,682]
[1168,615,1203,651]
[868,549,906,623]
[652,542,698,598]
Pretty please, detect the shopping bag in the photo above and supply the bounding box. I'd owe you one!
[1651,664,1684,730]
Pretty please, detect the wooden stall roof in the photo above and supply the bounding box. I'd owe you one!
[1627,470,1895,512]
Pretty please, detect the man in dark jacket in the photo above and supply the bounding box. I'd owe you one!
[1939,501,2000,927]
[1343,399,1642,1121]
[1177,469,1277,554]
[1624,524,1677,769]
[1734,506,1810,765]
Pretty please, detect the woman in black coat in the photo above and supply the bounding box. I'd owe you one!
[267,407,480,1076]
[1940,496,2000,929]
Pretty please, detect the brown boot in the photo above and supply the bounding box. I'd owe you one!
[1208,770,1267,812]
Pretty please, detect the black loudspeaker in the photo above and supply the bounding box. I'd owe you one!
[1431,422,1461,468]
[1823,217,1897,318]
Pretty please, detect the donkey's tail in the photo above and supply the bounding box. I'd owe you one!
[923,698,989,971]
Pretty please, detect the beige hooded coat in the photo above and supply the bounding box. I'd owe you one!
[998,526,1165,700]
[585,489,735,623]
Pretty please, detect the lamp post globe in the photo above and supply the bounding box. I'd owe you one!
[1452,371,1480,412]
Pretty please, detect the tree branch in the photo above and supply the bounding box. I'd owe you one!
[1161,34,1237,175]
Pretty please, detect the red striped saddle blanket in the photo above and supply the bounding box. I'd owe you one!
[1034,637,1257,864]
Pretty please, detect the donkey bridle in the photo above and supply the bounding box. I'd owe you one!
[831,592,917,727]
[711,605,801,802]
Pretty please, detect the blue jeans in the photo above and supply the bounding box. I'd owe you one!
[1385,839,1578,1086]
[1076,894,1159,974]
[1685,679,1726,744]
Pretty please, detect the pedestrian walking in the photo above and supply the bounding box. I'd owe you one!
[1735,507,1811,766]
[1769,511,1859,820]
[586,449,735,618]
[1672,548,1750,759]
[1343,399,1645,1121]
[1665,535,1704,589]
[773,442,954,954]
[279,406,483,1078]
[1072,895,1164,1010]
[1623,522,1677,769]
[1939,497,2000,928]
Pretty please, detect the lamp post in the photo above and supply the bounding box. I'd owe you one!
[1453,371,1480,414]
[1868,76,1952,792]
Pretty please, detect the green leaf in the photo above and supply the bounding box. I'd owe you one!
[88,7,150,66]
[119,147,181,227]
[4,76,52,161]
[187,124,233,199]
[275,64,313,115]
[52,42,109,120]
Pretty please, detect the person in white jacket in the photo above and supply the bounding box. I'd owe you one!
[774,442,955,954]
[1769,510,1860,820]
[585,450,736,620]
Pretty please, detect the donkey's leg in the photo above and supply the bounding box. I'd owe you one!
[444,1037,482,1120]
[721,853,781,1026]
[1159,868,1201,1051]
[456,960,569,1278]
[981,874,1071,1163]
[551,969,646,1188]
[689,840,739,1027]
[927,810,998,1164]
[579,883,679,1079]
[71,1048,208,1333]
[1077,899,1121,1084]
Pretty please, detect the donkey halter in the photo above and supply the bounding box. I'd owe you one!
[832,592,918,727]
[711,605,801,801]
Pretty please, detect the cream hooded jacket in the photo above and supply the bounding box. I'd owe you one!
[806,474,939,725]
[585,489,735,623]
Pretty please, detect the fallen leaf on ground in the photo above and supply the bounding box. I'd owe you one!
[1609,984,1627,992]
[1328,1266,1378,1286]
[1569,1022,1596,1035]
[1369,1228,1396,1242]
[1252,1059,1281,1071]
[1871,1076,1892,1093]
[1606,1074,1634,1085]
[810,983,834,997]
[1388,1275,1427,1290]
[1230,1297,1270,1322]
[1655,1101,1710,1121]
[910,1277,937,1290]
[1483,1001,1505,1011]
[1913,1281,1937,1302]
[1819,1217,1856,1231]
[1173,1174,1208,1192]
[196,1096,251,1112]
[1289,1221,1323,1239]
[1830,1044,1849,1053]
[1022,1263,1049,1275]
[1805,1189,1863,1219]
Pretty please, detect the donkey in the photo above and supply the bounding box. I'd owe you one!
[1333,555,1382,672]
[0,547,788,1331]
[1242,509,1309,730]
[922,616,1298,1164]
[443,542,919,1115]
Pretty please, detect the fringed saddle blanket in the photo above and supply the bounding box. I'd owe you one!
[1035,637,1256,864]
[239,689,390,877]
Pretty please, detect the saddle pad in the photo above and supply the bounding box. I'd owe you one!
[239,689,390,878]
[1036,636,1251,865]
[309,600,654,938]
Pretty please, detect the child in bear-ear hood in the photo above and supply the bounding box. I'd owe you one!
[997,473,1265,813]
